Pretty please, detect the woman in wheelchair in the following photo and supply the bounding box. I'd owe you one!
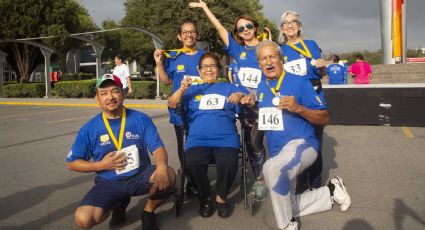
[168,52,245,218]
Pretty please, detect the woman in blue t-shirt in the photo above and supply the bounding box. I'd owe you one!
[278,10,326,191]
[168,52,245,218]
[190,0,270,199]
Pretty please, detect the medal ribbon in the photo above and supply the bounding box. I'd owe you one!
[287,39,312,59]
[266,70,285,96]
[163,47,196,59]
[256,32,268,41]
[102,108,126,151]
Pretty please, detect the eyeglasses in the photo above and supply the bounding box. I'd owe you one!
[281,20,299,27]
[237,23,254,33]
[181,30,197,36]
[200,64,218,70]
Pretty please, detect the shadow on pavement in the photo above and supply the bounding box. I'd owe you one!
[393,198,425,230]
[342,218,374,230]
[0,175,92,221]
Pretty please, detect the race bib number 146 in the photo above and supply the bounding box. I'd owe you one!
[258,107,284,131]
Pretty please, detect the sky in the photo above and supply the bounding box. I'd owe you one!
[79,0,425,54]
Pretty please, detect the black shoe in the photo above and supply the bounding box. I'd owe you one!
[109,197,130,226]
[217,202,232,218]
[141,211,158,230]
[186,179,199,197]
[198,200,213,217]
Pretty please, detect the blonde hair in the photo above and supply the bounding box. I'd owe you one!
[278,10,303,45]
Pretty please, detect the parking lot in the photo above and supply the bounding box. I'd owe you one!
[0,99,424,230]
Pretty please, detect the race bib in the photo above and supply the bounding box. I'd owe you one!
[238,67,262,88]
[258,107,284,131]
[186,75,203,85]
[284,58,307,76]
[199,94,226,110]
[115,144,140,175]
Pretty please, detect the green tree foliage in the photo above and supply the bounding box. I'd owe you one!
[107,0,277,65]
[0,0,96,82]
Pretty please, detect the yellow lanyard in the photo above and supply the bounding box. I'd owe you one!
[266,71,285,96]
[163,47,196,59]
[102,108,126,151]
[287,39,312,59]
[256,32,268,41]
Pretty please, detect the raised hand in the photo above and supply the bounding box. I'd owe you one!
[189,0,207,9]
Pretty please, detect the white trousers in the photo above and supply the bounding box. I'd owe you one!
[263,139,333,229]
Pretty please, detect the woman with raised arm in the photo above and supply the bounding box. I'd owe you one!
[190,0,269,200]
[153,20,205,195]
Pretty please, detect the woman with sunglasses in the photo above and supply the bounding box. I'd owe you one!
[168,52,245,218]
[278,10,326,192]
[190,0,269,201]
[153,19,205,196]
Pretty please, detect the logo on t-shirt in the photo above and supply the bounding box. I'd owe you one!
[100,134,111,146]
[195,95,202,101]
[259,92,264,102]
[125,131,140,140]
[240,52,247,59]
[284,56,288,62]
[177,64,185,72]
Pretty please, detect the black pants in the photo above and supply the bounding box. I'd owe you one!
[174,125,186,166]
[185,147,239,202]
[240,106,265,178]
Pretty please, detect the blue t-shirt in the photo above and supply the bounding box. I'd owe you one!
[66,109,164,181]
[182,82,243,150]
[165,50,205,125]
[327,63,346,84]
[281,39,322,80]
[225,33,265,95]
[228,60,239,83]
[257,72,326,157]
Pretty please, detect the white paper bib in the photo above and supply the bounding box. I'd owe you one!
[258,107,284,131]
[199,94,226,110]
[115,144,140,175]
[284,58,307,76]
[238,67,262,88]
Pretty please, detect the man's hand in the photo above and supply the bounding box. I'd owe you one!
[228,92,244,104]
[189,0,207,9]
[153,49,164,65]
[240,95,256,107]
[128,87,133,94]
[152,165,170,191]
[278,96,302,113]
[99,151,127,171]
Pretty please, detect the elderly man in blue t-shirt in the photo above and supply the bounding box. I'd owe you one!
[66,74,175,230]
[241,41,351,230]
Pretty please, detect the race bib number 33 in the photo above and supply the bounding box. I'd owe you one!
[238,67,262,88]
[284,58,307,76]
[199,94,226,110]
[258,107,284,131]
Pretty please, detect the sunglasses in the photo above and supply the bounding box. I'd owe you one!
[237,23,254,33]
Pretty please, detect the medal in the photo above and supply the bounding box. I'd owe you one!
[310,59,317,66]
[272,97,280,106]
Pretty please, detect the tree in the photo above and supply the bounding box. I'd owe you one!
[0,0,96,82]
[111,0,277,65]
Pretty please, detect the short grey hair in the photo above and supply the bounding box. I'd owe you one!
[255,40,283,61]
[278,10,303,45]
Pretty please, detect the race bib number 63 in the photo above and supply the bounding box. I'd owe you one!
[199,94,226,110]
[258,107,284,131]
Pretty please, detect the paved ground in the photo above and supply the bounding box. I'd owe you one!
[0,98,424,230]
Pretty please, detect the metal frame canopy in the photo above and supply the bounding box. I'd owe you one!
[0,39,54,97]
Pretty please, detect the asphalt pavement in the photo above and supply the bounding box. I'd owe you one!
[0,98,424,230]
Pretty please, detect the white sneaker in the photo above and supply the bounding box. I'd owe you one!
[282,219,298,230]
[330,176,351,211]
